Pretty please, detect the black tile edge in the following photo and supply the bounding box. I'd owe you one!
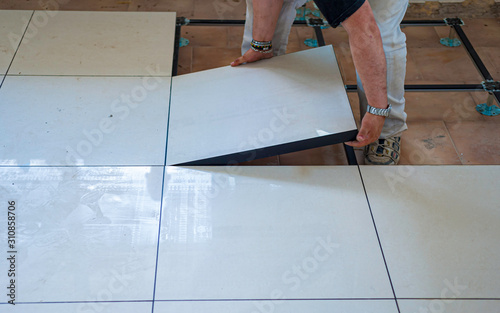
[169,129,358,166]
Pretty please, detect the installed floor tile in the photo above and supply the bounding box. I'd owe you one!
[0,76,170,166]
[0,10,32,76]
[399,300,500,313]
[1,302,152,313]
[9,11,176,76]
[0,166,163,303]
[155,166,393,300]
[154,300,399,313]
[360,166,500,298]
[167,46,357,165]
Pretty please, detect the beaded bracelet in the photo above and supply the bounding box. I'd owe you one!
[251,39,273,54]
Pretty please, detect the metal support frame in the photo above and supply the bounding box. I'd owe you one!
[171,17,499,165]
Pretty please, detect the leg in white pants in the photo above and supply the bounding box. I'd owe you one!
[357,0,409,139]
[242,0,307,56]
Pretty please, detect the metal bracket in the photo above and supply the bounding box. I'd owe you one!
[306,17,328,28]
[304,17,329,47]
[476,80,500,116]
[440,18,464,47]
[444,17,464,26]
[295,6,312,21]
[482,80,500,92]
[176,17,190,26]
[176,17,191,47]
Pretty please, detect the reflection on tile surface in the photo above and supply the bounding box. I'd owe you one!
[0,166,163,303]
[167,46,357,165]
[360,166,500,298]
[156,166,392,300]
[154,300,399,313]
[1,302,152,313]
[0,76,170,166]
[0,10,31,75]
[9,11,176,76]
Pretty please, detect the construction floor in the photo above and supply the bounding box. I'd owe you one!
[2,0,499,165]
[0,1,499,313]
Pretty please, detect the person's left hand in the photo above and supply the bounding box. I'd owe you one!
[231,49,273,67]
[345,113,385,147]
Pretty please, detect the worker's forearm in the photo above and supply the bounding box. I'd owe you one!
[342,1,388,110]
[252,0,284,41]
[349,29,388,109]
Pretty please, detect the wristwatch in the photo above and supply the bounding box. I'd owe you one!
[367,104,392,117]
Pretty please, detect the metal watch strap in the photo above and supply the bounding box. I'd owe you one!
[367,104,392,117]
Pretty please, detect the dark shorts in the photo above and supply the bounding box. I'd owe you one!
[313,0,366,28]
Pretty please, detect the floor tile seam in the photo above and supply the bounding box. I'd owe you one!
[0,300,153,305]
[151,164,167,313]
[355,165,401,313]
[152,297,399,302]
[2,297,500,305]
[4,74,173,78]
[396,297,500,300]
[163,75,174,166]
[0,165,167,168]
[0,11,34,90]
[152,75,173,313]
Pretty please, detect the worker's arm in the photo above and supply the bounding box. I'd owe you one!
[343,1,388,147]
[231,0,284,66]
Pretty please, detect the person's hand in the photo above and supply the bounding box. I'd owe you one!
[345,113,385,147]
[231,49,273,67]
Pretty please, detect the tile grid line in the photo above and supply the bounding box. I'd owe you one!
[0,165,166,168]
[4,297,500,306]
[0,11,34,90]
[150,165,167,313]
[151,73,174,313]
[355,165,401,313]
[0,298,402,305]
[3,74,173,78]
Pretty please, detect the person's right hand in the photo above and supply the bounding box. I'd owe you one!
[231,49,273,67]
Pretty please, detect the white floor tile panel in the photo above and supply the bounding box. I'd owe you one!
[399,300,500,313]
[0,10,32,76]
[166,46,357,165]
[0,166,163,303]
[0,76,171,166]
[360,166,500,299]
[153,300,399,313]
[8,11,176,76]
[0,302,152,313]
[155,166,393,300]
